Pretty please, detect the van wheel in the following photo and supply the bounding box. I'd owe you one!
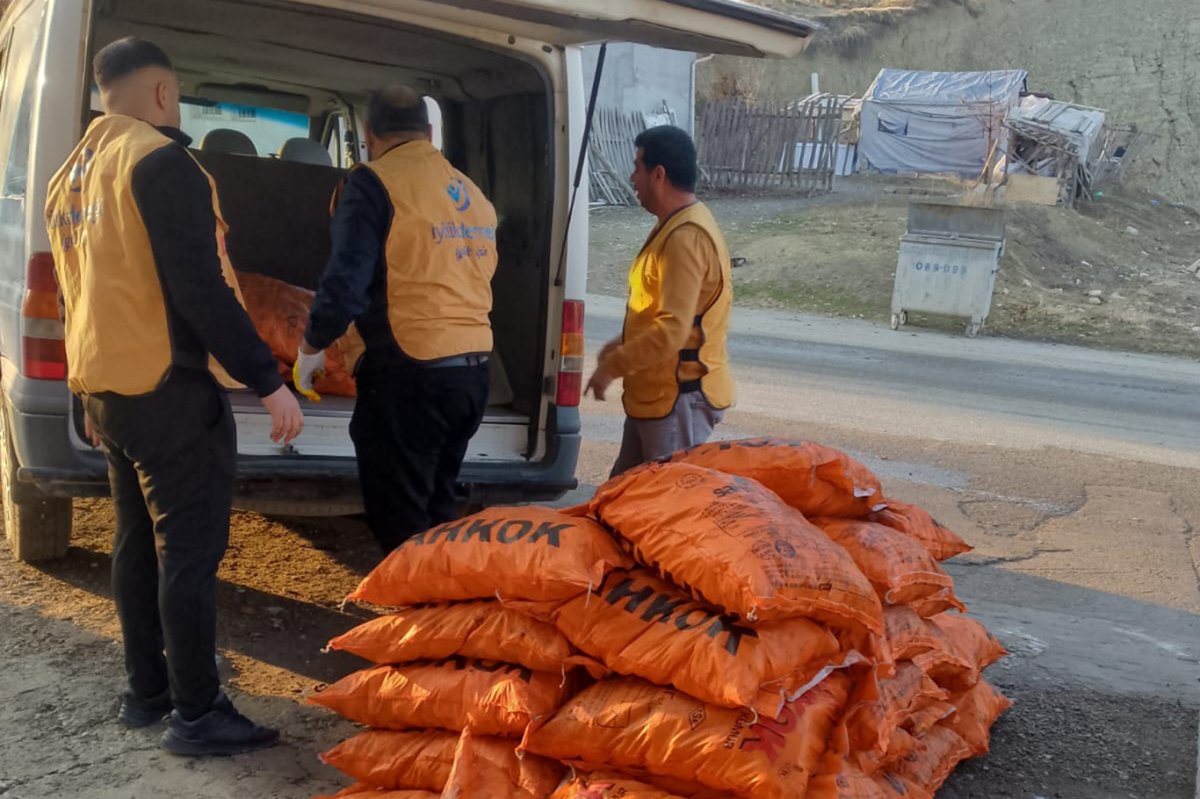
[0,398,71,562]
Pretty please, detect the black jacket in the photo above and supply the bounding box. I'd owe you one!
[130,127,282,397]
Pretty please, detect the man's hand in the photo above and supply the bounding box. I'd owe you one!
[586,358,620,402]
[586,339,623,401]
[83,412,101,448]
[260,385,304,445]
[293,344,326,403]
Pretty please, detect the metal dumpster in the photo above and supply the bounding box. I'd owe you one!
[890,202,1006,337]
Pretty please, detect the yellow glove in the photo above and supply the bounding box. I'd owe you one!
[293,348,325,403]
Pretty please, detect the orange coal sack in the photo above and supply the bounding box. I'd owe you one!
[932,613,1008,673]
[586,462,882,631]
[309,658,571,736]
[522,674,850,799]
[913,614,1007,692]
[905,591,967,619]
[808,760,938,799]
[873,773,933,799]
[844,662,948,757]
[850,727,921,777]
[814,519,965,610]
[903,697,956,737]
[884,608,1001,692]
[883,607,958,663]
[235,271,358,396]
[868,500,971,562]
[670,438,883,518]
[806,762,889,799]
[942,678,1011,755]
[555,764,721,797]
[320,730,456,791]
[440,729,565,799]
[890,724,973,794]
[325,602,601,676]
[513,567,856,720]
[552,771,690,799]
[348,507,628,607]
[314,786,440,799]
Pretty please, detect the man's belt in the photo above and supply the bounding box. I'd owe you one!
[425,354,489,369]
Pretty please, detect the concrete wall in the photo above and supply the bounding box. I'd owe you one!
[582,43,697,133]
[700,0,1200,203]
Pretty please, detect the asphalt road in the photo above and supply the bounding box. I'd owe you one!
[583,293,1200,465]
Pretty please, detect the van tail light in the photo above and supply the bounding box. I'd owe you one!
[556,299,584,407]
[22,252,67,381]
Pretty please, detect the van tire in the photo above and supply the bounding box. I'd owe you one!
[1,398,71,562]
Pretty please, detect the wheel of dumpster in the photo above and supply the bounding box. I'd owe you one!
[0,397,71,562]
[965,320,982,338]
[890,313,902,331]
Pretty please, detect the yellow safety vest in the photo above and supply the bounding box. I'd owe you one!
[45,115,246,395]
[622,202,734,419]
[357,141,497,361]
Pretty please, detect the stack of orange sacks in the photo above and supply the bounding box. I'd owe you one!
[311,438,1010,799]
[308,506,629,798]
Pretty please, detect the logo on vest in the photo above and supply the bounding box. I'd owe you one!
[447,178,471,212]
[68,148,95,193]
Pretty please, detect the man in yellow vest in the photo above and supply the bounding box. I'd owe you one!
[45,38,301,754]
[586,125,734,476]
[293,87,496,554]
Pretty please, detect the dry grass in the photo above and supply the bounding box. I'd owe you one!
[755,0,986,48]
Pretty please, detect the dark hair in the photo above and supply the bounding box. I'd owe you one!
[93,37,173,89]
[634,125,698,192]
[367,86,430,137]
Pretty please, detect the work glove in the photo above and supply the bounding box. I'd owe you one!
[293,346,326,403]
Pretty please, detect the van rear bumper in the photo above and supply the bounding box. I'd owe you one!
[14,393,580,511]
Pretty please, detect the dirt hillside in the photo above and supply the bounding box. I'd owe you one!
[711,0,1200,205]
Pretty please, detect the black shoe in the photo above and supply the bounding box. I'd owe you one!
[159,693,280,756]
[117,688,172,729]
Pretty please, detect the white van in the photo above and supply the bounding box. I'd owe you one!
[0,0,814,560]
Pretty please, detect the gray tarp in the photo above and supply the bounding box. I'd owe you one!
[859,68,1028,176]
[1007,96,1106,163]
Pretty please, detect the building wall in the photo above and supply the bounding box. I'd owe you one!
[582,43,697,133]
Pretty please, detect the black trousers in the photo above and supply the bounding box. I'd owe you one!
[83,369,234,721]
[349,363,489,554]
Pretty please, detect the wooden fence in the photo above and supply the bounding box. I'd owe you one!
[585,96,847,205]
[695,95,846,192]
[588,108,651,206]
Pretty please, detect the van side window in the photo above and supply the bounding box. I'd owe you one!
[425,96,443,151]
[3,47,41,197]
[0,37,11,124]
[323,112,351,168]
[0,5,46,199]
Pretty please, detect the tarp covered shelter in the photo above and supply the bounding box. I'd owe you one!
[1006,96,1106,165]
[859,68,1028,175]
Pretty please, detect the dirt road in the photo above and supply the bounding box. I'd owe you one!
[1,302,1198,798]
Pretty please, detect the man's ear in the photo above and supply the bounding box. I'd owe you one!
[155,79,169,113]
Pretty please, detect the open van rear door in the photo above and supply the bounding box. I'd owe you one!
[345,0,817,57]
